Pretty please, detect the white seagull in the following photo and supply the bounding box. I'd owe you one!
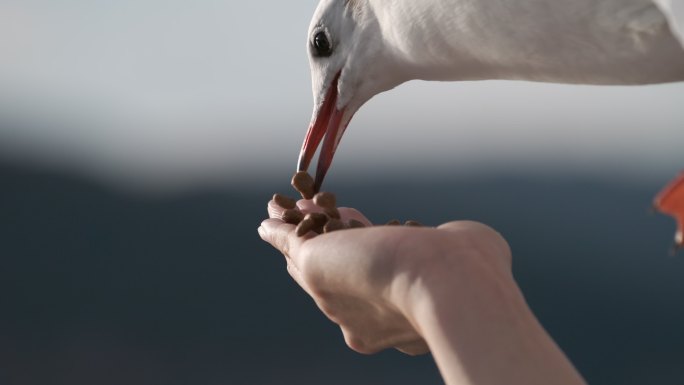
[297,0,684,190]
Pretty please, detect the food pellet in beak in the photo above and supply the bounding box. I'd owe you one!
[348,219,366,228]
[296,218,316,237]
[324,218,345,233]
[404,220,423,227]
[273,193,297,210]
[292,171,315,200]
[313,192,337,209]
[386,219,401,226]
[282,209,304,224]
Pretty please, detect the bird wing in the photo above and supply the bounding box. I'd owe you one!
[653,0,684,48]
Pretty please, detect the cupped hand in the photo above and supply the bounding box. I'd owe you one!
[258,199,511,356]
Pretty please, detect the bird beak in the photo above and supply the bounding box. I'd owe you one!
[297,72,348,192]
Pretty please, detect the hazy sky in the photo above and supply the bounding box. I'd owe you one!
[0,0,682,190]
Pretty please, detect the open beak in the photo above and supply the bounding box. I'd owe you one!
[297,73,348,192]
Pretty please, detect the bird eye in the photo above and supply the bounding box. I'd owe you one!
[312,32,333,57]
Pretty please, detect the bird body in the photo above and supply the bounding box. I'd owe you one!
[298,0,684,189]
[369,0,684,85]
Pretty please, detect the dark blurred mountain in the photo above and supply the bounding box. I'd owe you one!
[1,161,684,385]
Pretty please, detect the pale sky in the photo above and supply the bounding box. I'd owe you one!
[0,0,682,191]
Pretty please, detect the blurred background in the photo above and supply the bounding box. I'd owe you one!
[1,1,683,384]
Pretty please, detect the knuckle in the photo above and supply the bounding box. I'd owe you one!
[440,221,512,260]
[316,299,337,319]
[467,222,512,260]
[344,333,375,355]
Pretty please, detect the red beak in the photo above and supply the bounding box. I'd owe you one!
[297,72,347,192]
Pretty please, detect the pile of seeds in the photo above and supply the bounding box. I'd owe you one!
[273,171,423,237]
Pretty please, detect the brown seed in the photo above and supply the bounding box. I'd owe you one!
[324,207,341,219]
[291,171,315,200]
[273,193,297,210]
[348,219,366,229]
[386,219,401,226]
[313,192,337,209]
[305,212,329,228]
[282,209,304,224]
[324,218,346,233]
[296,218,316,237]
[404,220,423,227]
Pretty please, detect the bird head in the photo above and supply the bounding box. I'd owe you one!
[297,0,406,191]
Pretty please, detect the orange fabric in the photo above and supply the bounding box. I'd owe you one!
[654,171,684,247]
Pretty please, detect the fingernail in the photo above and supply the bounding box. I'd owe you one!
[257,226,266,239]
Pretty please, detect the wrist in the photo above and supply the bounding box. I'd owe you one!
[390,238,519,337]
[385,225,586,385]
[386,223,516,334]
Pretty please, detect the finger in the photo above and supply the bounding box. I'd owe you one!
[337,207,373,226]
[269,199,313,222]
[298,198,373,225]
[296,199,323,213]
[259,219,299,258]
[268,200,286,219]
[259,221,315,295]
[259,219,314,263]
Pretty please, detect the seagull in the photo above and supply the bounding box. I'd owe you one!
[296,0,684,190]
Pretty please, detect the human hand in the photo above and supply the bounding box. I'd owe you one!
[258,198,512,356]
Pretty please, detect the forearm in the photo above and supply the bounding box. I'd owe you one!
[395,251,586,385]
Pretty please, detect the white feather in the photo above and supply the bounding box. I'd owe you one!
[653,0,684,48]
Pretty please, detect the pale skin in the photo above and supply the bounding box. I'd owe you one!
[259,199,588,385]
